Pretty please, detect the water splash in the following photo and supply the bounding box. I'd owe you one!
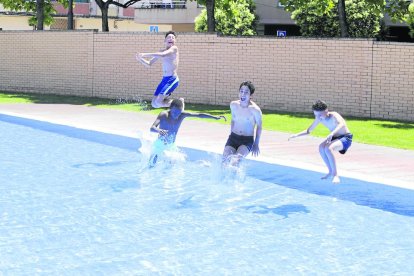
[113,96,150,111]
[136,131,187,171]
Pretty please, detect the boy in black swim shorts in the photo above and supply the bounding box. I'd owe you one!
[222,81,262,166]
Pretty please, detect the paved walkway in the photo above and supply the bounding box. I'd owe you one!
[1,103,413,189]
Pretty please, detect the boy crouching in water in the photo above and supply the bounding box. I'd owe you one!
[289,100,353,183]
[149,99,226,167]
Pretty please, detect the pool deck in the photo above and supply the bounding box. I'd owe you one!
[1,103,413,190]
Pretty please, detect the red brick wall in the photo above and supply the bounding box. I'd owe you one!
[0,31,413,121]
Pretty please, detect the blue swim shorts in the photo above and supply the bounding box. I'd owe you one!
[154,76,179,96]
[333,133,353,154]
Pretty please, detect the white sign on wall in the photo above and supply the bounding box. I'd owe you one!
[277,30,287,37]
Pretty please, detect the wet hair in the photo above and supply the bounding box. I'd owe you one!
[165,31,176,38]
[312,100,328,111]
[170,99,183,110]
[239,81,255,95]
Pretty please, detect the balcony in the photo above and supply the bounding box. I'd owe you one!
[136,0,187,9]
[134,0,202,24]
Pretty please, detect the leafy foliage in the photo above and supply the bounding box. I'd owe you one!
[195,0,258,35]
[0,0,68,27]
[291,0,382,37]
[407,2,414,38]
[281,0,414,39]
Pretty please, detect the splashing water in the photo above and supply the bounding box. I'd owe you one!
[136,131,187,171]
[113,96,150,111]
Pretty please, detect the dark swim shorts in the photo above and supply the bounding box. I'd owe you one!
[225,132,254,151]
[333,133,353,154]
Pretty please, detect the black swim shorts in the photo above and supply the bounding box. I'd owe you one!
[225,132,254,151]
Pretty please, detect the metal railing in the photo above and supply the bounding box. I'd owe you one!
[136,0,187,9]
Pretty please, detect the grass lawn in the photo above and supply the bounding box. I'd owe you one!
[1,92,413,150]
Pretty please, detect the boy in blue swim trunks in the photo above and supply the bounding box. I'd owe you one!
[136,31,180,108]
[289,100,353,184]
[222,81,263,167]
[149,99,226,167]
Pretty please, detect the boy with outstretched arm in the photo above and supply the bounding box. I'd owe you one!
[149,99,226,167]
[289,100,353,183]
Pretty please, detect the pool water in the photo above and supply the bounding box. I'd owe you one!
[1,115,414,274]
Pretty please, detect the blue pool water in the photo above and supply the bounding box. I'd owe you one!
[1,114,414,275]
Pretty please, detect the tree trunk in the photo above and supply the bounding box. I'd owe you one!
[68,0,74,30]
[36,0,44,30]
[205,0,215,33]
[95,0,111,32]
[337,0,349,37]
[101,6,109,32]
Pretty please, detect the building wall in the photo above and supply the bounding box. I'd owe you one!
[0,15,51,30]
[0,31,413,121]
[0,14,171,32]
[256,0,295,25]
[134,1,202,24]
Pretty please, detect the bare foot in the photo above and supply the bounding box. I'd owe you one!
[332,176,340,184]
[179,97,185,110]
[321,174,332,180]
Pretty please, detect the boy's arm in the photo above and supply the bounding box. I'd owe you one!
[288,118,320,140]
[251,108,263,157]
[136,53,159,67]
[141,46,177,58]
[150,112,168,136]
[182,112,227,121]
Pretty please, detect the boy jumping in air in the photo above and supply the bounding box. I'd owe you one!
[137,31,180,108]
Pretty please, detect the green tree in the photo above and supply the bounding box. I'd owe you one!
[0,0,68,30]
[280,0,413,38]
[292,0,382,38]
[387,0,414,38]
[94,0,143,32]
[197,0,216,32]
[195,0,258,35]
[408,2,414,38]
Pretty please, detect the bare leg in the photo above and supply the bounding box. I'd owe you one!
[319,142,333,179]
[224,146,250,167]
[222,146,236,164]
[324,140,343,183]
[148,153,158,168]
[179,97,185,110]
[152,95,172,108]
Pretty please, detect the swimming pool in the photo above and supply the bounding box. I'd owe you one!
[1,114,414,274]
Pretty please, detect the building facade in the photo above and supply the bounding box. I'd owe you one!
[0,0,412,40]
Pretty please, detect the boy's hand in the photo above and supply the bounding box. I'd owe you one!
[217,115,227,122]
[326,134,333,143]
[159,129,168,136]
[251,143,260,157]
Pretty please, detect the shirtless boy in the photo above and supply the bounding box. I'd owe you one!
[289,100,353,183]
[137,31,180,108]
[222,81,262,167]
[149,99,226,167]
